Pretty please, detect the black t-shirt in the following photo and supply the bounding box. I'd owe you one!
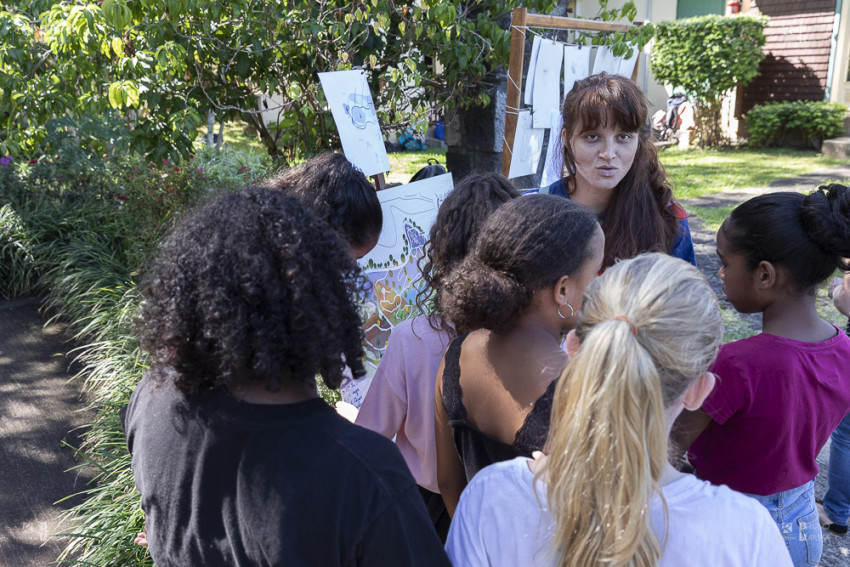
[124,375,450,567]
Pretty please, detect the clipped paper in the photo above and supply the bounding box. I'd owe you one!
[523,36,543,106]
[318,70,390,177]
[508,110,544,179]
[563,44,590,96]
[532,40,564,128]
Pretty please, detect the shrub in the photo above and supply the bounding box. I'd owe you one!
[0,146,274,565]
[744,100,848,149]
[650,14,767,147]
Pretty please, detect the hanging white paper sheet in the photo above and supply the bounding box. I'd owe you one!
[617,43,638,78]
[563,44,590,96]
[341,173,455,408]
[318,70,390,177]
[508,110,544,179]
[540,110,565,188]
[523,36,543,106]
[532,40,564,128]
[592,45,621,76]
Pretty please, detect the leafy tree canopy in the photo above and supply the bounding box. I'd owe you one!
[2,1,649,162]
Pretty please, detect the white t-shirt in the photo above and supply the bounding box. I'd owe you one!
[446,457,792,567]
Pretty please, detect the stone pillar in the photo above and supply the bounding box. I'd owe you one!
[444,72,508,181]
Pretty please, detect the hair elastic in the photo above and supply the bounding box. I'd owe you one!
[612,315,638,336]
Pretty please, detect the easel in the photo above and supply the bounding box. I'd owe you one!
[371,173,386,191]
[501,8,642,177]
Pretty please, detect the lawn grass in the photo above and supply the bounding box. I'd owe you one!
[386,148,448,184]
[211,120,448,184]
[659,147,846,200]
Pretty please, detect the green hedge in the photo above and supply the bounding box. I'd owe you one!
[744,100,848,149]
[649,14,767,147]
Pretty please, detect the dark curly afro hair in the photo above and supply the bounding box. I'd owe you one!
[137,186,367,396]
[262,152,382,251]
[416,172,520,327]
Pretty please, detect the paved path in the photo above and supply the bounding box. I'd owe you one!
[0,298,94,566]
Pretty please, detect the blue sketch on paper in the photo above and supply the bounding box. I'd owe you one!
[343,92,378,130]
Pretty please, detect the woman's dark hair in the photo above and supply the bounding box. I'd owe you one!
[724,184,850,293]
[561,73,679,267]
[439,194,599,334]
[263,152,382,250]
[416,172,520,329]
[137,186,367,396]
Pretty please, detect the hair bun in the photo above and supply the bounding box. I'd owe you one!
[801,184,850,264]
[439,257,531,334]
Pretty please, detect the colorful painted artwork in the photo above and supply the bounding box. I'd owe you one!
[340,173,455,407]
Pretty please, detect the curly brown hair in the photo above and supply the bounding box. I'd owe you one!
[561,73,679,267]
[137,186,367,396]
[416,172,520,330]
[262,152,383,250]
[439,194,599,334]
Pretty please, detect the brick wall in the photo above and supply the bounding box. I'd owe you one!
[739,0,836,113]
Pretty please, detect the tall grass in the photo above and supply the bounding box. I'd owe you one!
[0,149,275,565]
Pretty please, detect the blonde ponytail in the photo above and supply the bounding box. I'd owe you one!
[542,253,722,567]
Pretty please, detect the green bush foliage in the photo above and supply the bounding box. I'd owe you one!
[0,150,274,565]
[650,14,767,147]
[2,1,655,163]
[744,100,848,149]
[3,0,565,162]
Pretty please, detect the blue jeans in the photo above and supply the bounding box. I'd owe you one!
[824,412,850,527]
[746,480,821,566]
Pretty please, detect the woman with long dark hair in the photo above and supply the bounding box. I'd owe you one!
[548,73,695,268]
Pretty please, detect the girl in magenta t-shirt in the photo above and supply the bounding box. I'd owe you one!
[674,184,850,566]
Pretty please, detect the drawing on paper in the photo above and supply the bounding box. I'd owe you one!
[508,110,544,179]
[563,44,590,96]
[318,70,390,177]
[532,40,564,128]
[343,92,378,130]
[340,174,455,408]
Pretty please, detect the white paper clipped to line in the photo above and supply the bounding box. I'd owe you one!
[532,40,564,128]
[592,45,621,76]
[540,110,564,188]
[318,70,390,177]
[563,44,590,97]
[618,43,639,79]
[523,36,544,106]
[508,110,544,179]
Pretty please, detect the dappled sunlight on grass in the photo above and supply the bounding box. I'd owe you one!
[386,148,448,184]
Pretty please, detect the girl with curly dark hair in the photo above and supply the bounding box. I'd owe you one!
[124,186,450,566]
[433,194,604,515]
[548,72,695,268]
[356,172,520,540]
[263,151,383,259]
